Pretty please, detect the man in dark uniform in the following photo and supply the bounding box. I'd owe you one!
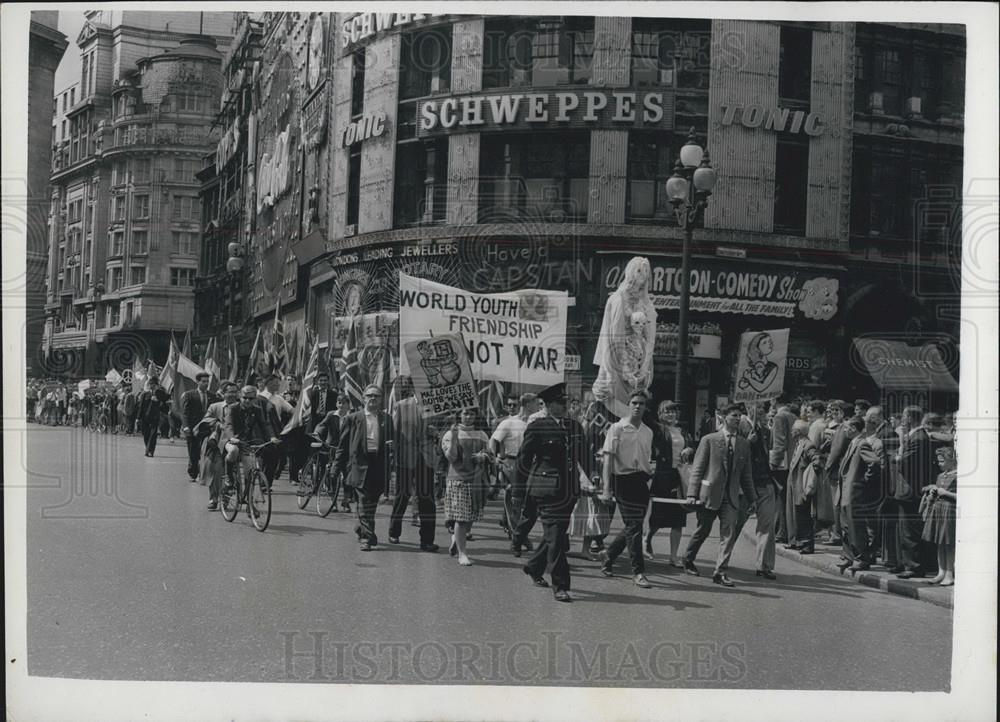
[515,383,585,602]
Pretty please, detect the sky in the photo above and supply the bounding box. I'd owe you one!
[54,10,85,97]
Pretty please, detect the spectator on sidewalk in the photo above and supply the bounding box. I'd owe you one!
[896,411,948,578]
[922,445,957,586]
[769,400,799,544]
[835,416,869,572]
[822,400,853,546]
[788,419,820,554]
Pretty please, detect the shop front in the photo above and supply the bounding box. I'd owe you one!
[599,253,845,419]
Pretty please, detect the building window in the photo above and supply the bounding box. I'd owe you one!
[132,230,148,255]
[851,139,963,243]
[176,94,206,113]
[170,267,196,286]
[394,138,449,227]
[346,149,361,227]
[134,158,151,183]
[68,199,83,223]
[399,28,453,100]
[478,132,590,222]
[108,266,123,291]
[107,303,120,328]
[112,195,126,221]
[350,51,366,118]
[773,134,810,236]
[854,29,965,121]
[113,160,127,186]
[134,194,150,218]
[172,195,199,220]
[779,26,813,104]
[626,131,678,223]
[110,231,125,257]
[483,16,595,89]
[129,265,147,286]
[173,158,199,182]
[172,230,195,255]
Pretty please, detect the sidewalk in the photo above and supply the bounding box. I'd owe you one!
[741,527,955,610]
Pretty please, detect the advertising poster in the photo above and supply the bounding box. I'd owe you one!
[398,272,568,387]
[403,333,477,418]
[732,329,790,402]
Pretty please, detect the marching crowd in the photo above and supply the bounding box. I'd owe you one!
[28,372,960,603]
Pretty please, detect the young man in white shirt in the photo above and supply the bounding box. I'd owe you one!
[491,393,536,539]
[599,391,655,588]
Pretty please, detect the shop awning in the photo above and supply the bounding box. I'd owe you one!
[853,338,959,392]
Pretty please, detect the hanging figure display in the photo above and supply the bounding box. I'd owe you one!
[591,256,658,419]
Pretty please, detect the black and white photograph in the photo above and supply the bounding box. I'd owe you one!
[2,3,997,720]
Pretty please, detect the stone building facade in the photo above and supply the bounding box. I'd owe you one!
[42,11,237,376]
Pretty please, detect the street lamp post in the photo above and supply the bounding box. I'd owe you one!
[665,127,716,417]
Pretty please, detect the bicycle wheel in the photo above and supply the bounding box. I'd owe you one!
[220,466,241,522]
[296,457,315,510]
[247,469,271,532]
[316,467,339,518]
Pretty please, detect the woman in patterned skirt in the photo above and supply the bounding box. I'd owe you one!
[442,407,493,566]
[922,445,958,586]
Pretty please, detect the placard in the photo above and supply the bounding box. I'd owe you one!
[398,273,569,387]
[403,333,477,418]
[732,329,790,402]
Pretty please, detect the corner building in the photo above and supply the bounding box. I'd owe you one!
[271,15,962,416]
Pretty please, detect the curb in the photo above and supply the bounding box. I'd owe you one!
[740,527,954,610]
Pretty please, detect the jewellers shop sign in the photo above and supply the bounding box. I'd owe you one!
[602,257,841,321]
[418,89,673,137]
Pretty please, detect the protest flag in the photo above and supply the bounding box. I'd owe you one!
[182,327,192,358]
[478,379,507,429]
[281,339,320,436]
[245,326,264,386]
[205,337,222,392]
[270,296,287,375]
[342,316,364,410]
[226,325,239,382]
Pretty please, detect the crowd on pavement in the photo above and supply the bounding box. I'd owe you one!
[29,372,960,602]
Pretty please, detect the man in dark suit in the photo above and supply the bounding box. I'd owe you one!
[306,372,339,432]
[769,400,799,543]
[334,384,395,551]
[181,372,218,482]
[895,412,946,578]
[683,403,756,586]
[515,383,586,602]
[223,385,281,486]
[137,377,170,457]
[835,416,870,571]
[389,377,439,551]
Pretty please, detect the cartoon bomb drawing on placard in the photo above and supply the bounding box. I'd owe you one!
[417,339,463,388]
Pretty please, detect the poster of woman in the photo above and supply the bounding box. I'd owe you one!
[733,329,790,402]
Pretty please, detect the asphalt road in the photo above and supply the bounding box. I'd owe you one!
[24,424,953,689]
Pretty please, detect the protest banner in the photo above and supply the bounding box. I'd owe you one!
[403,333,478,418]
[732,329,790,403]
[398,272,568,386]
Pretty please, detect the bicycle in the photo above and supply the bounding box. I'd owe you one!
[219,440,278,532]
[295,438,342,518]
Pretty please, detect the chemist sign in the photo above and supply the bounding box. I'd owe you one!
[403,333,478,418]
[398,272,569,387]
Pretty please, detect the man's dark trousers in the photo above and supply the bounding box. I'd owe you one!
[606,471,650,575]
[512,495,539,547]
[898,499,926,572]
[143,419,159,456]
[186,432,201,479]
[389,463,436,545]
[524,498,575,591]
[772,469,789,541]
